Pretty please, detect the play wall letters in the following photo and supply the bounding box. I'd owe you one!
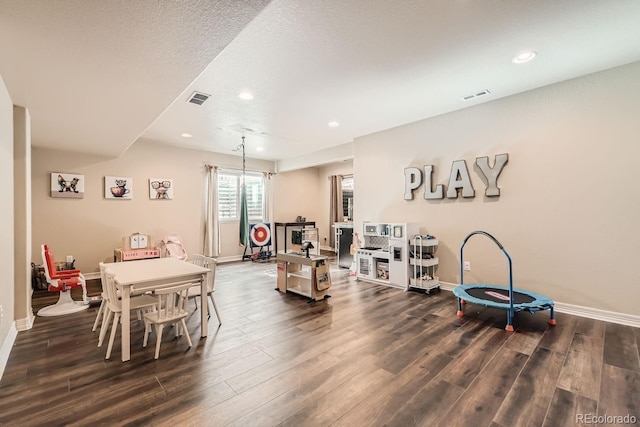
[404,153,508,200]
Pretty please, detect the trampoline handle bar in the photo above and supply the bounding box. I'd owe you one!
[461,231,504,250]
[459,231,514,317]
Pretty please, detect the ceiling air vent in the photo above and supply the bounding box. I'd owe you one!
[461,89,491,101]
[187,91,211,105]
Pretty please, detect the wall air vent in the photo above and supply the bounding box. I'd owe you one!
[187,91,211,105]
[461,89,491,101]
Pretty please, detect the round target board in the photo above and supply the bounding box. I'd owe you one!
[250,223,271,247]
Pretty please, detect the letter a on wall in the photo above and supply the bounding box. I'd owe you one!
[447,160,475,198]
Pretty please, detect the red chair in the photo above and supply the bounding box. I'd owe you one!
[38,244,89,316]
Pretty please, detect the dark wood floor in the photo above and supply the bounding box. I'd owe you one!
[1,260,639,426]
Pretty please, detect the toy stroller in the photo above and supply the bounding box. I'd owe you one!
[161,234,187,260]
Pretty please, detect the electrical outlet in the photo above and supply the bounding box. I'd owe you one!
[464,261,471,271]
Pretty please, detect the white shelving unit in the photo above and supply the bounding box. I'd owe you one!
[409,235,440,293]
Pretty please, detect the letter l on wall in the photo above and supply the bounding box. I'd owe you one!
[423,165,444,199]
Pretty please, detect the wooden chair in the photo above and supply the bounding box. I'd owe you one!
[92,263,110,332]
[38,244,89,316]
[143,281,193,359]
[91,262,150,340]
[101,267,157,359]
[188,254,221,325]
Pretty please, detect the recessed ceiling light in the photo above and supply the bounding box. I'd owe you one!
[328,121,340,127]
[238,90,254,100]
[181,133,193,138]
[512,51,537,64]
[256,146,264,152]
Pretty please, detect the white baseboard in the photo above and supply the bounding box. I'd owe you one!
[0,322,18,381]
[553,302,640,328]
[439,281,457,292]
[439,281,640,328]
[216,255,243,264]
[15,312,35,331]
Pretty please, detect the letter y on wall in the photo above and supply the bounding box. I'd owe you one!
[475,153,509,197]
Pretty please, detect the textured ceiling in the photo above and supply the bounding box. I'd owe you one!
[0,0,271,157]
[2,0,640,164]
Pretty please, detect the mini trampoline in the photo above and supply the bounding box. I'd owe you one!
[453,231,556,332]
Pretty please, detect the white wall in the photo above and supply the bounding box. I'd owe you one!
[271,168,322,252]
[13,106,32,329]
[0,75,16,378]
[31,139,275,272]
[353,61,640,315]
[317,161,354,249]
[270,161,354,252]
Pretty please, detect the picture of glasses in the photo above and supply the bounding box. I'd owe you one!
[151,180,171,189]
[149,178,173,200]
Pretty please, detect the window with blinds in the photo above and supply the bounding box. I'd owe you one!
[218,170,264,221]
[342,176,354,220]
[218,174,238,219]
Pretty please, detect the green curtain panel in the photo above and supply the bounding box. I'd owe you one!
[239,181,249,247]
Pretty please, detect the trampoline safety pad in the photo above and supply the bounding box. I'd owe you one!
[453,283,554,313]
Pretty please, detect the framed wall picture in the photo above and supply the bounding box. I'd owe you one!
[149,178,173,200]
[105,176,133,199]
[50,172,84,199]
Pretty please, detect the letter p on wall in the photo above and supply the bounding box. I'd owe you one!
[404,167,422,200]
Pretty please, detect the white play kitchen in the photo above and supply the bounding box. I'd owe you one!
[356,222,416,288]
[356,222,440,292]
